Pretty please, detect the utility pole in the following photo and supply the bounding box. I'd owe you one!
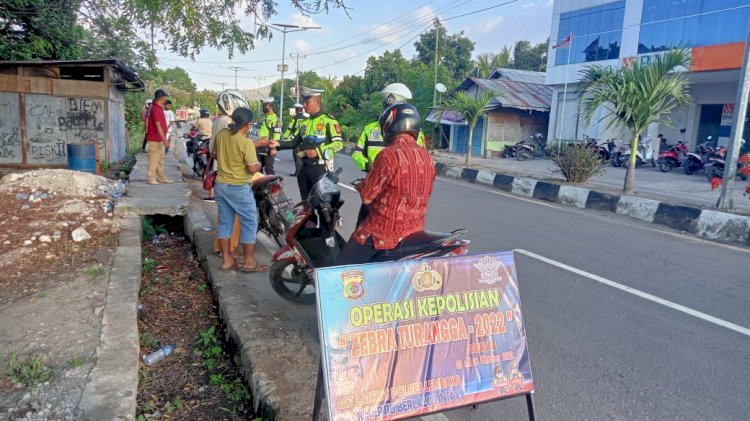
[214,82,229,91]
[221,66,250,90]
[269,23,320,128]
[293,53,307,104]
[432,17,440,108]
[717,25,750,209]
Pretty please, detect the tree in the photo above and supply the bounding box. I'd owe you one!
[414,24,475,82]
[434,91,496,165]
[475,53,494,78]
[578,48,692,194]
[494,46,512,69]
[162,67,197,93]
[511,40,549,72]
[363,49,411,93]
[0,0,86,60]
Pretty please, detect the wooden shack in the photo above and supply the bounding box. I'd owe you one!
[0,60,144,169]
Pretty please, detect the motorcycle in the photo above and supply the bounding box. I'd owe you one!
[608,139,625,167]
[703,141,749,182]
[503,139,532,158]
[515,133,547,161]
[583,138,609,161]
[619,136,656,168]
[683,137,714,175]
[252,175,295,247]
[190,136,210,178]
[269,168,470,304]
[657,141,688,172]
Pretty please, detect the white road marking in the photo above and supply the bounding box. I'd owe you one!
[515,248,750,338]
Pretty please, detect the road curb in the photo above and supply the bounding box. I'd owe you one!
[184,201,322,420]
[343,146,750,246]
[76,214,142,420]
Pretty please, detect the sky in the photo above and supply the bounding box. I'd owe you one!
[155,0,554,91]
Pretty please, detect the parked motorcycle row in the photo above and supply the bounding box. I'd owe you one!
[502,132,748,184]
[184,125,471,305]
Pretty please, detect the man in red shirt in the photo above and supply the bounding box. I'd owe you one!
[145,89,174,185]
[338,103,436,264]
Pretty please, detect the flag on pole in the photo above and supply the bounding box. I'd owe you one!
[553,33,572,49]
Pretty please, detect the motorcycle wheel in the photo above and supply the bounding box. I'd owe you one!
[269,261,316,305]
[611,156,622,167]
[740,172,748,181]
[683,163,695,175]
[658,161,672,172]
[705,167,720,182]
[517,149,534,161]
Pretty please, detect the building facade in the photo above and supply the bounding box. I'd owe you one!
[0,60,143,169]
[546,0,750,151]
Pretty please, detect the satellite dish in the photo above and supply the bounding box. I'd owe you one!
[435,83,447,93]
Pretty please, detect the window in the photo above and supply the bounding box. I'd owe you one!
[639,0,750,54]
[555,1,625,65]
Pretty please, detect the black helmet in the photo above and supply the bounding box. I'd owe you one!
[379,103,420,145]
[199,108,210,118]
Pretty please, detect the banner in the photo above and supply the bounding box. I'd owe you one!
[315,251,534,421]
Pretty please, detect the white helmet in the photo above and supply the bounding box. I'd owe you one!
[216,90,249,115]
[381,83,412,106]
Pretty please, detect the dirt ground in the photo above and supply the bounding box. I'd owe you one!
[136,217,256,420]
[0,171,119,420]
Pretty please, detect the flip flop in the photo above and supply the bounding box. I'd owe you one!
[235,264,270,273]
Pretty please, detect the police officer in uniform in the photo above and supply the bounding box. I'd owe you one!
[279,87,343,199]
[284,103,307,176]
[257,97,281,175]
[352,83,425,224]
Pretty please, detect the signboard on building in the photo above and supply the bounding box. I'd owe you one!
[315,252,534,421]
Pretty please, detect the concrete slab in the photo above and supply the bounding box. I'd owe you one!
[76,215,142,421]
[696,210,750,244]
[558,185,589,208]
[616,196,660,223]
[115,141,190,216]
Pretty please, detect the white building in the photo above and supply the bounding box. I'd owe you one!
[546,0,750,150]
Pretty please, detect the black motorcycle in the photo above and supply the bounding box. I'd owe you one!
[252,175,294,247]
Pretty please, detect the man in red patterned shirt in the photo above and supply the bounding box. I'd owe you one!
[338,103,436,264]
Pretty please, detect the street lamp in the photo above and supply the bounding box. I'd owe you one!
[268,22,321,127]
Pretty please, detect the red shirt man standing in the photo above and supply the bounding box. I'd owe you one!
[338,103,436,264]
[145,89,174,185]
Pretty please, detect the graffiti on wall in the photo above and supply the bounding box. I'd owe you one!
[0,92,22,164]
[25,94,105,164]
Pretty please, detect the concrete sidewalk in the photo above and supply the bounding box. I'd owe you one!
[115,140,190,216]
[429,150,750,213]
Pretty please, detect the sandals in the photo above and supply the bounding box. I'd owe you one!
[235,264,270,273]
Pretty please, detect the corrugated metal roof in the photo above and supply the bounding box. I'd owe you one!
[488,68,546,84]
[459,77,552,112]
[0,59,144,89]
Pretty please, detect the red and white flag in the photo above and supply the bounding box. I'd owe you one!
[553,33,572,49]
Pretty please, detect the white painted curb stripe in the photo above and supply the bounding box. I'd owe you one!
[515,248,750,338]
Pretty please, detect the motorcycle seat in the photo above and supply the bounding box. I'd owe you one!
[380,230,455,257]
[252,175,283,189]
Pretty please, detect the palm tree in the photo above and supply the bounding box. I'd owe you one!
[578,48,692,194]
[434,90,496,165]
[475,53,494,77]
[494,46,512,68]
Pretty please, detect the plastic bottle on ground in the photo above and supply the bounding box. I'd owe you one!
[142,344,176,366]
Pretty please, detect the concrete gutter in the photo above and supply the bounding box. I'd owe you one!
[76,214,142,420]
[340,146,750,246]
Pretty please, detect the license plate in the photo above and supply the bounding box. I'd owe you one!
[272,199,294,211]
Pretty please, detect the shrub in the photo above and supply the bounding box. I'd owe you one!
[551,143,605,183]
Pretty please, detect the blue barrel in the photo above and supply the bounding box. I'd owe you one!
[67,143,99,174]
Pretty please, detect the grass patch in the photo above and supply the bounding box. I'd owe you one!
[6,352,54,386]
[140,332,160,349]
[67,356,88,368]
[84,265,106,278]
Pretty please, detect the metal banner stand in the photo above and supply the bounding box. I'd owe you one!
[312,358,324,421]
[312,357,537,421]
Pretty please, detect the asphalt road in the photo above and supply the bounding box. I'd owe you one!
[253,148,750,421]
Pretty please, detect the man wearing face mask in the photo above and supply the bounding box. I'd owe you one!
[283,103,307,177]
[278,87,343,199]
[257,97,281,175]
